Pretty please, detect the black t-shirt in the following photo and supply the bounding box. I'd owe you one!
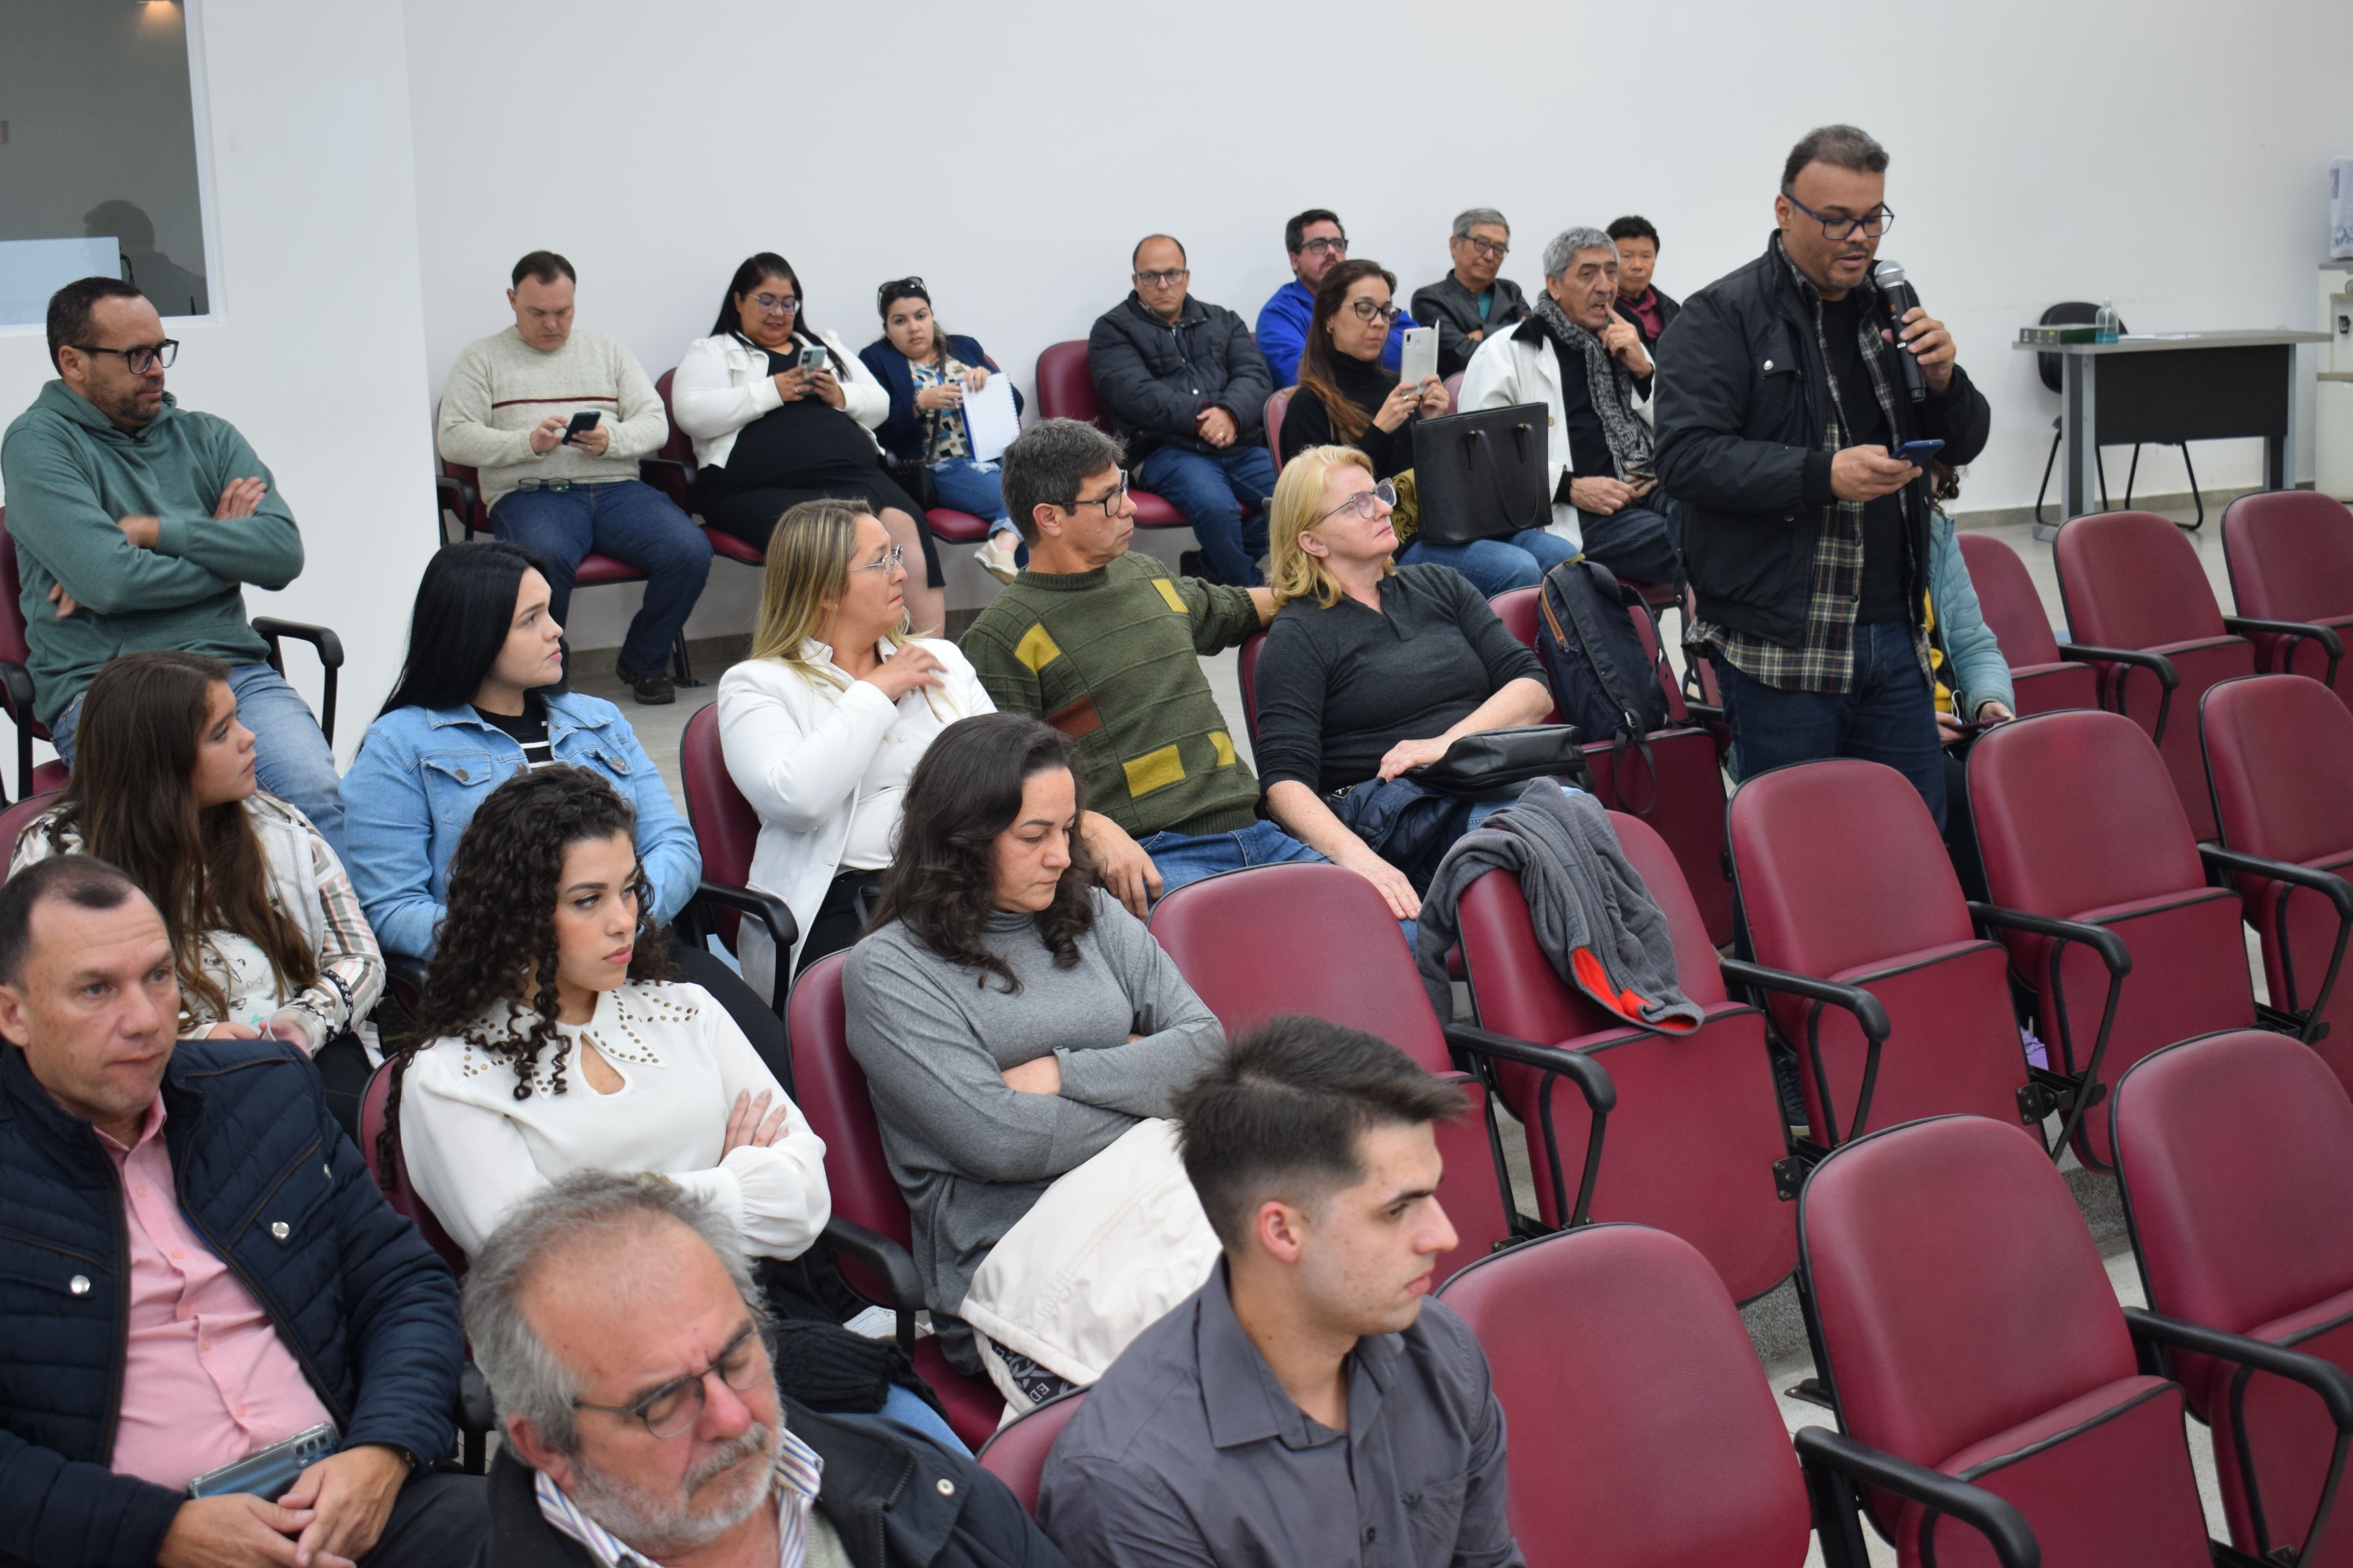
[1819,293,1908,625]
[1545,335,1618,485]
[701,333,883,494]
[473,690,555,767]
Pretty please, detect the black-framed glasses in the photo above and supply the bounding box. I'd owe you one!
[74,340,177,374]
[573,1326,771,1440]
[1316,478,1397,525]
[1458,236,1509,259]
[1062,471,1130,516]
[751,292,799,313]
[1298,236,1348,257]
[1346,299,1402,324]
[1782,193,1894,241]
[1133,269,1189,288]
[850,543,907,575]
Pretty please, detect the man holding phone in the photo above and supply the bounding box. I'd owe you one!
[1654,124,1991,827]
[437,251,711,705]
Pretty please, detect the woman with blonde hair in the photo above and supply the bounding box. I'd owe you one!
[1252,445,1554,915]
[716,500,992,996]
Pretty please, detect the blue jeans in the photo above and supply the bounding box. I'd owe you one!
[1401,529,1577,595]
[1137,445,1278,586]
[1717,620,1946,831]
[489,480,713,678]
[929,457,1015,538]
[52,661,346,861]
[1139,818,1325,899]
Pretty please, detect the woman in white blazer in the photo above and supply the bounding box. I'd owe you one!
[716,500,991,999]
[675,252,946,632]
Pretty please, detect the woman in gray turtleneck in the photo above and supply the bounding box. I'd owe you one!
[842,713,1225,1384]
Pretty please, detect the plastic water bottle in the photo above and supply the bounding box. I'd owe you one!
[2093,298,2120,344]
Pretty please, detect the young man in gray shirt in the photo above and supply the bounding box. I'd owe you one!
[1038,1016,1522,1568]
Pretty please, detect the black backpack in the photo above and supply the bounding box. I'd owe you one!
[1535,556,1669,756]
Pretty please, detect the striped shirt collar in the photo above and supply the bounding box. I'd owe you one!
[534,1425,825,1568]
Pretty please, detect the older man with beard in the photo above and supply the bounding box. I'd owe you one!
[467,1172,1065,1568]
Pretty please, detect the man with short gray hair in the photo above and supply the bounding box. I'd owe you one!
[467,1170,1065,1568]
[1458,227,1684,591]
[1411,208,1530,378]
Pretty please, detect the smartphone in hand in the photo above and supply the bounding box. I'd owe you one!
[1890,437,1945,465]
[563,410,602,445]
[1399,326,1438,388]
[799,345,830,374]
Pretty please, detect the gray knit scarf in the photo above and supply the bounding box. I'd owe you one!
[1531,292,1655,479]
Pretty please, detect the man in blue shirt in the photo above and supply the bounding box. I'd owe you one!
[1256,210,1417,388]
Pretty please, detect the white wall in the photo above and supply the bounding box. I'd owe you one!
[0,0,437,767]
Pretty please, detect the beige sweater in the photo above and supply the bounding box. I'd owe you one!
[436,326,670,508]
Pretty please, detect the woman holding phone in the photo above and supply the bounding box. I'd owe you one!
[673,252,945,633]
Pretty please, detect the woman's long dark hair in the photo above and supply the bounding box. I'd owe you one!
[376,765,672,1182]
[1297,258,1401,447]
[865,713,1096,991]
[712,253,834,352]
[379,541,549,715]
[52,651,319,1023]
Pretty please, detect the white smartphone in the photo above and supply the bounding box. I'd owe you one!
[1398,326,1439,388]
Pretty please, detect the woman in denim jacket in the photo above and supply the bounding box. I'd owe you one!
[343,542,699,962]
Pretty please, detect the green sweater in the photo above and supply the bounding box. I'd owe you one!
[1,382,300,725]
[961,553,1262,838]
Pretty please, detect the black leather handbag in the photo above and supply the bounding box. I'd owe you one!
[1409,725,1593,798]
[1410,402,1551,545]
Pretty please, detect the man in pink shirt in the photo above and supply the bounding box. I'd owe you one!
[0,856,483,1568]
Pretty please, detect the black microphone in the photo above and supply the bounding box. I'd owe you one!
[1873,259,1926,403]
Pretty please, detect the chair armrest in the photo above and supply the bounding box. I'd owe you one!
[2224,615,2345,687]
[1795,1426,2039,1568]
[638,455,698,513]
[1965,902,2132,1159]
[1720,959,1893,1142]
[2200,846,2353,1041]
[433,473,481,545]
[251,618,345,747]
[2056,643,2178,745]
[2125,1307,2353,1429]
[821,1216,924,1355]
[682,881,797,1019]
[1682,699,1725,724]
[1965,903,2132,977]
[382,952,431,1016]
[1441,1023,1614,1230]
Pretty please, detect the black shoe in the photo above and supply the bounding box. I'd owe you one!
[1178,549,1205,580]
[616,656,676,705]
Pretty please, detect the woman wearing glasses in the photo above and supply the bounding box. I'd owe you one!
[859,278,1027,584]
[716,501,991,999]
[1253,445,1553,919]
[672,253,946,634]
[1281,259,1574,597]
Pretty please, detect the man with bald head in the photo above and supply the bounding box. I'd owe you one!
[467,1170,1065,1568]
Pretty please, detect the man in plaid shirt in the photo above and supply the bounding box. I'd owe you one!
[1654,125,1990,828]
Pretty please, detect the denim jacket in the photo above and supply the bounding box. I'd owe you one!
[343,691,701,959]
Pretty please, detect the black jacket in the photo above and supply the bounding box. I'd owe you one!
[1652,234,1991,647]
[0,1040,463,1568]
[487,1402,1070,1568]
[1086,295,1272,460]
[1409,273,1530,378]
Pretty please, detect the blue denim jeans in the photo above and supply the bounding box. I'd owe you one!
[929,457,1015,538]
[52,660,346,861]
[1717,620,1946,831]
[489,479,713,677]
[1138,818,1326,898]
[1136,445,1278,586]
[1401,528,1578,595]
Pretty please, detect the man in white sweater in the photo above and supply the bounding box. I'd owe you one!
[436,250,711,704]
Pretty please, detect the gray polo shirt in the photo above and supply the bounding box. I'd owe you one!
[1036,1263,1522,1568]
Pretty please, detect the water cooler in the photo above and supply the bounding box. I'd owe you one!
[2323,259,2353,500]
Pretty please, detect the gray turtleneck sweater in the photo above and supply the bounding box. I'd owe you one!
[840,888,1223,1370]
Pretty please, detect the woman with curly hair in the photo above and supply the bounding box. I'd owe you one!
[842,713,1223,1391]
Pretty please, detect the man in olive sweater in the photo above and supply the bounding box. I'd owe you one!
[963,420,1327,903]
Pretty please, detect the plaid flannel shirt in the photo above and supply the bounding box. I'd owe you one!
[1691,239,1932,694]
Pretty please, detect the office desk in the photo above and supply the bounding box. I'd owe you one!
[2016,330,2326,541]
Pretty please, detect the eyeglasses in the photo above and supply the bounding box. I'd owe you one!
[1316,478,1397,525]
[1458,236,1509,259]
[73,340,177,374]
[573,1326,771,1440]
[1062,471,1130,516]
[1346,299,1402,324]
[751,293,799,313]
[1298,236,1348,258]
[1781,193,1895,241]
[850,543,907,575]
[1133,269,1189,288]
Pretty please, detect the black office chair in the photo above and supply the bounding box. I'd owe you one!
[2033,301,2205,531]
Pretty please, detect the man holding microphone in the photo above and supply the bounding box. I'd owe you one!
[1654,123,1992,828]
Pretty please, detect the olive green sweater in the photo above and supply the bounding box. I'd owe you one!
[960,553,1262,838]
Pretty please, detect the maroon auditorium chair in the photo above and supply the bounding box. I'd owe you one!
[2112,1030,2353,1567]
[1152,863,1602,1286]
[974,1389,1087,1516]
[1490,584,1733,947]
[1729,759,2036,1151]
[2200,674,2353,1096]
[1263,386,1293,457]
[1456,809,1884,1303]
[2222,490,2353,705]
[1438,1223,2035,1568]
[1801,1112,2349,1567]
[1031,342,1198,532]
[783,953,1007,1446]
[0,789,60,860]
[1954,532,2100,717]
